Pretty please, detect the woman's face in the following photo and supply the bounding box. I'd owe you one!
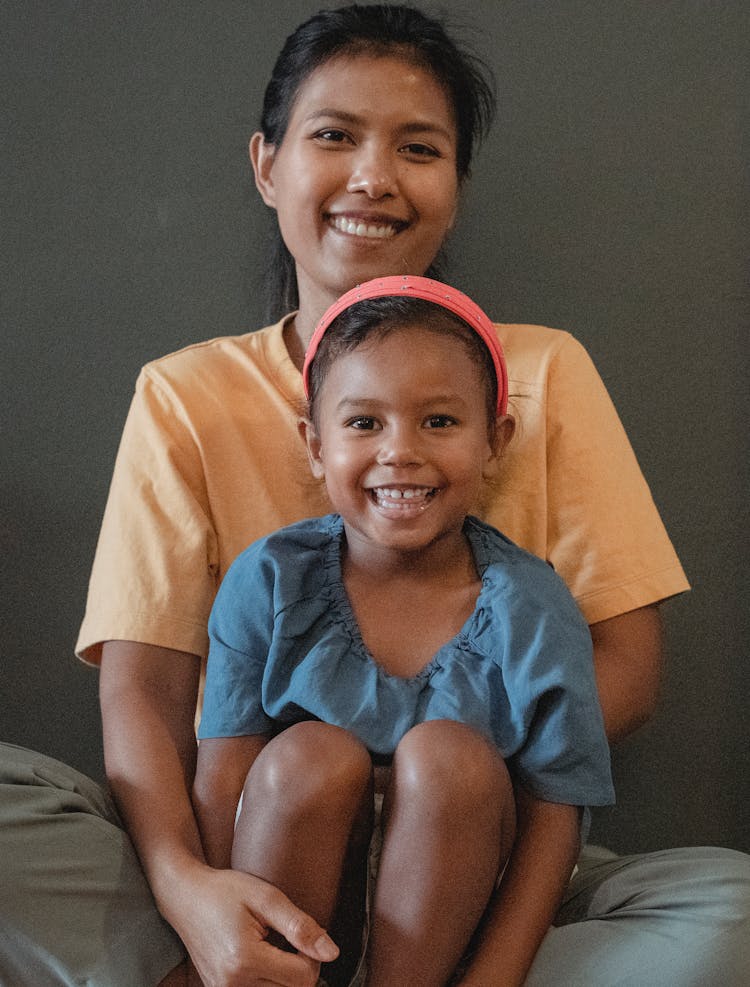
[251,54,460,328]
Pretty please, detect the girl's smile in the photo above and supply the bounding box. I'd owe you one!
[251,54,460,342]
[302,324,512,571]
[368,484,438,512]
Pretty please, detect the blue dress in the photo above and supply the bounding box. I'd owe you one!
[199,514,614,807]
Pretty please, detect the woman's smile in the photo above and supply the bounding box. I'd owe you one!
[327,213,403,240]
[251,53,459,336]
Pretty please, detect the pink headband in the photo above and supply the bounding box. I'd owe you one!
[302,275,508,416]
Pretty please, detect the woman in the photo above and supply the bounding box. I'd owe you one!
[2,5,747,987]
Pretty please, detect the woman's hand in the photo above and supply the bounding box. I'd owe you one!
[169,862,339,987]
[99,642,337,986]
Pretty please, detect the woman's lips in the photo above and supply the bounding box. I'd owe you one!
[328,214,402,239]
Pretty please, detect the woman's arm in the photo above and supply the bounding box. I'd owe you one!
[456,790,581,987]
[99,640,338,986]
[193,735,269,869]
[590,603,664,743]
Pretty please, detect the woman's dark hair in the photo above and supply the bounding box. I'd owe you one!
[307,295,499,429]
[259,4,496,318]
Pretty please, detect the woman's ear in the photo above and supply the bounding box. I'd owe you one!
[249,131,277,209]
[483,414,515,480]
[298,418,326,479]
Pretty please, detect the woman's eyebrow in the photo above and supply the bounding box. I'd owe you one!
[304,108,454,140]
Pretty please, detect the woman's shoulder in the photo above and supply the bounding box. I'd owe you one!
[136,320,291,393]
[493,322,595,387]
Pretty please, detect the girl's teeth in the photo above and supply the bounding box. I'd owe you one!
[376,487,433,500]
[332,217,396,239]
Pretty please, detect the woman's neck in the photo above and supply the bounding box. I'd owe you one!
[282,315,307,372]
[282,305,326,372]
[285,278,351,370]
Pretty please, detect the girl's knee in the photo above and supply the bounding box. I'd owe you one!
[246,721,372,811]
[393,719,511,806]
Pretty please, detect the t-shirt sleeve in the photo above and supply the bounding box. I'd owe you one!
[543,334,689,623]
[76,367,219,664]
[198,545,275,739]
[494,563,615,807]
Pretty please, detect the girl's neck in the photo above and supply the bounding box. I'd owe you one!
[342,527,482,679]
[343,525,477,585]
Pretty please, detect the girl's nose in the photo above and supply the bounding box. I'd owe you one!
[346,146,397,199]
[377,427,424,467]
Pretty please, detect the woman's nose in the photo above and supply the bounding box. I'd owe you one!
[346,145,397,199]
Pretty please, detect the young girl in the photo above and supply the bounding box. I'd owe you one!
[193,276,615,987]
[3,5,747,987]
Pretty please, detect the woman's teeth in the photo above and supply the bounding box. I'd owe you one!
[331,216,397,239]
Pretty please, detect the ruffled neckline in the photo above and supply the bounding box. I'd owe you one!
[317,514,496,683]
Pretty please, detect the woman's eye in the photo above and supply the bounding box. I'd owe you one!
[425,415,457,429]
[401,142,440,159]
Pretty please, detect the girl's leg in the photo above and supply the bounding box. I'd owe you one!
[231,722,373,959]
[366,720,516,987]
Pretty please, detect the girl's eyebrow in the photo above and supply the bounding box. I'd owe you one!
[304,108,454,141]
[334,394,467,413]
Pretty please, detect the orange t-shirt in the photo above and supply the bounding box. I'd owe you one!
[77,318,688,666]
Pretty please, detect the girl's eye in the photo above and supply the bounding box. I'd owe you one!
[314,128,351,145]
[347,416,379,431]
[424,415,457,429]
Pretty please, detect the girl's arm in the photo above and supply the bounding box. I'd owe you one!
[99,640,338,986]
[456,788,581,987]
[590,603,663,743]
[193,734,269,869]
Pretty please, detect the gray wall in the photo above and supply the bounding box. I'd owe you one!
[2,1,748,854]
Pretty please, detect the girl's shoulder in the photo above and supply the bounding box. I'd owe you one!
[209,516,343,642]
[465,516,580,609]
[463,517,592,664]
[220,514,342,602]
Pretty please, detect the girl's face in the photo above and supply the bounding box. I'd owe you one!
[302,325,512,566]
[251,54,460,329]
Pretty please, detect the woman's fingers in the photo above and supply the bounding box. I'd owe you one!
[248,878,339,963]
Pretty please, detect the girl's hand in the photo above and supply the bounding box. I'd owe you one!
[166,862,339,987]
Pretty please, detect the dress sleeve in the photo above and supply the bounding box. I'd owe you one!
[544,334,689,623]
[493,563,616,807]
[76,367,219,664]
[197,546,275,739]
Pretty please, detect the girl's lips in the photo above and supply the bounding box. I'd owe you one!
[328,214,405,239]
[368,486,437,511]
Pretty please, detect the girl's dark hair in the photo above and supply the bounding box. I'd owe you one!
[307,296,498,428]
[260,4,496,318]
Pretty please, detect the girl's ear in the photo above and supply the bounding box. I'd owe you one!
[483,414,515,480]
[249,131,277,209]
[298,418,326,479]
